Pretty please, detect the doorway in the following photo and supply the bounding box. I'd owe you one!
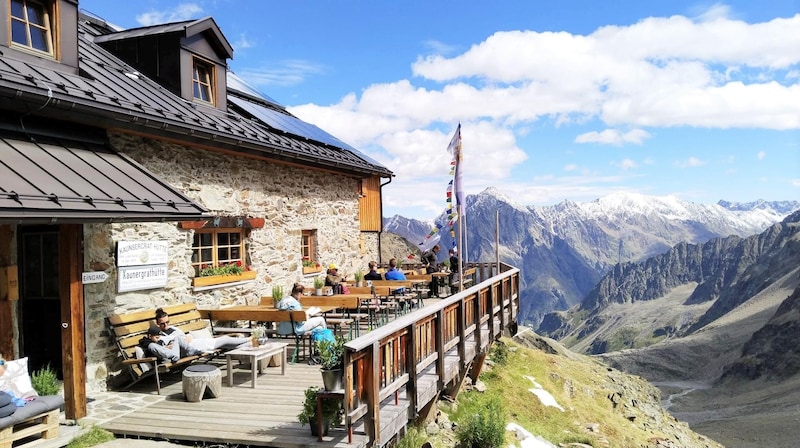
[18,225,63,378]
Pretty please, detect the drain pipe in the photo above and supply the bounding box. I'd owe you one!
[378,176,393,264]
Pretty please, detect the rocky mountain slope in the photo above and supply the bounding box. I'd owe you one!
[384,189,798,327]
[547,211,800,447]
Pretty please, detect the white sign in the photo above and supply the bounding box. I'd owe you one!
[82,271,108,284]
[117,240,169,267]
[118,265,169,293]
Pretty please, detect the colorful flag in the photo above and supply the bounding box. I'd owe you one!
[446,124,463,207]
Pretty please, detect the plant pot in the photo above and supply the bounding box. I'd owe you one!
[315,288,323,296]
[192,270,257,287]
[250,336,260,347]
[356,281,363,287]
[320,368,343,391]
[310,415,329,437]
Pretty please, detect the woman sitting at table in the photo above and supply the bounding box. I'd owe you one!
[276,283,327,335]
[364,261,382,280]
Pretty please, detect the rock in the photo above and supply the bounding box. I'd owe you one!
[473,379,487,392]
[425,421,440,435]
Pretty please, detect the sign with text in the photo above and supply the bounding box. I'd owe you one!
[118,265,168,293]
[82,271,109,284]
[117,240,169,267]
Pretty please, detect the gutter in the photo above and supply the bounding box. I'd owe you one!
[378,175,393,263]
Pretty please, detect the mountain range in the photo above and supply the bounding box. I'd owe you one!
[384,189,799,327]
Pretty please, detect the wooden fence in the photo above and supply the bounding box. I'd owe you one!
[341,262,520,446]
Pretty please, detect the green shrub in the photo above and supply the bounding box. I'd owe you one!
[31,363,60,396]
[66,426,115,448]
[396,425,428,448]
[455,396,506,448]
[489,341,509,365]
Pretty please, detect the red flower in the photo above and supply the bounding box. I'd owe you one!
[236,260,243,267]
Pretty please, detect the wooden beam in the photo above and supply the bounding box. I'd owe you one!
[60,225,86,419]
[0,225,14,359]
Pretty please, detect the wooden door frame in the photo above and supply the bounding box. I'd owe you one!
[59,224,86,419]
[0,225,14,359]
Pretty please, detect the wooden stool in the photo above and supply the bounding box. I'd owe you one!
[182,364,222,402]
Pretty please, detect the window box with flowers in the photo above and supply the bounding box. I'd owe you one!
[192,261,257,287]
[302,257,322,275]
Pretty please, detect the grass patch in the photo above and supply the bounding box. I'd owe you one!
[66,426,116,448]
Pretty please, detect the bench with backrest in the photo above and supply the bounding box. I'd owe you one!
[202,308,312,363]
[260,296,362,339]
[451,267,477,289]
[107,303,220,394]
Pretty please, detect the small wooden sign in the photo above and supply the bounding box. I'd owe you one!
[0,265,19,301]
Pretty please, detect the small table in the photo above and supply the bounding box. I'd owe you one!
[182,364,222,402]
[225,342,288,387]
[316,389,347,443]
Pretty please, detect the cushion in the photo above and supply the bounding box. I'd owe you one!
[189,328,213,340]
[133,347,151,372]
[0,358,38,399]
[0,395,64,430]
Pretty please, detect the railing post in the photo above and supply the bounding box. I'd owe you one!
[406,322,418,419]
[457,295,466,371]
[367,342,381,446]
[435,309,445,390]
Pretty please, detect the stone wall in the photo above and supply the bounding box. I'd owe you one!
[82,132,380,390]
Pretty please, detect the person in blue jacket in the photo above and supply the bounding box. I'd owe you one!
[384,258,406,280]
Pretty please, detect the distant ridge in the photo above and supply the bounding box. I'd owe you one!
[384,188,799,326]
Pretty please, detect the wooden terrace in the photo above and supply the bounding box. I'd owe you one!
[96,262,520,447]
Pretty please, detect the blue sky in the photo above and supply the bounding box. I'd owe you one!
[78,0,800,220]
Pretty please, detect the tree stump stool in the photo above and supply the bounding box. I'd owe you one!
[182,364,222,402]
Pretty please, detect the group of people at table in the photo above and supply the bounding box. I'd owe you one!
[138,248,460,364]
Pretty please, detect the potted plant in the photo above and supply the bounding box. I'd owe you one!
[353,270,364,287]
[313,276,325,296]
[317,335,345,391]
[250,325,267,347]
[271,285,284,307]
[298,386,343,437]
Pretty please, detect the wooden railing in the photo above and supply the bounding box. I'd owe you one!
[342,262,520,446]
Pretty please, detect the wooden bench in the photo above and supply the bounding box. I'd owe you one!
[451,267,477,289]
[261,296,364,339]
[0,395,63,448]
[201,308,312,364]
[107,303,220,394]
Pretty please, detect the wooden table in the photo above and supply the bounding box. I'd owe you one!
[225,342,288,387]
[200,305,337,322]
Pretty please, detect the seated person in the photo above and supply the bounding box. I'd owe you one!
[325,264,345,294]
[384,258,406,280]
[364,261,382,280]
[139,323,180,363]
[154,308,203,358]
[449,248,461,285]
[188,333,255,353]
[276,283,327,335]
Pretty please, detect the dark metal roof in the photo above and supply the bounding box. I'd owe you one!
[0,14,392,178]
[0,132,208,223]
[93,17,234,60]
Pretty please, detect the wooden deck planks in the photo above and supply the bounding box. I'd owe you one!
[100,361,367,448]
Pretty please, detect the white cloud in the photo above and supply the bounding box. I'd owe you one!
[234,33,254,50]
[792,179,800,187]
[675,157,707,168]
[237,60,325,87]
[757,150,766,160]
[278,8,799,218]
[136,3,203,26]
[574,128,650,145]
[563,164,578,172]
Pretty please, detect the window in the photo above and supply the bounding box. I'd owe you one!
[192,58,215,104]
[301,230,320,273]
[10,0,54,56]
[191,229,245,276]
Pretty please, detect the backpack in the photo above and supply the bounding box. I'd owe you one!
[312,328,335,344]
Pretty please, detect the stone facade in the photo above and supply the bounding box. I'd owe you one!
[80,133,380,390]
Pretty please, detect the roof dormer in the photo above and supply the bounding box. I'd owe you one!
[94,16,233,110]
[0,0,80,73]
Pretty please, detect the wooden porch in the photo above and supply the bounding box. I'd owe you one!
[93,262,520,448]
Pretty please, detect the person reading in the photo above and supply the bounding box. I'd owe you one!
[276,283,327,335]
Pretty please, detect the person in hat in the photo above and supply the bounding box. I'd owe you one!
[139,323,180,363]
[325,263,345,290]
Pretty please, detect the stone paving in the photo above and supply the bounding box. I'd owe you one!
[76,390,165,427]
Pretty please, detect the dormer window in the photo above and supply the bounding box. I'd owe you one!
[10,0,54,56]
[192,57,215,105]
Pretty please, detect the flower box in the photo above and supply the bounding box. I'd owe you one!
[303,266,322,274]
[192,270,257,287]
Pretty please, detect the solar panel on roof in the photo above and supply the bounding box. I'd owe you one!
[227,72,283,109]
